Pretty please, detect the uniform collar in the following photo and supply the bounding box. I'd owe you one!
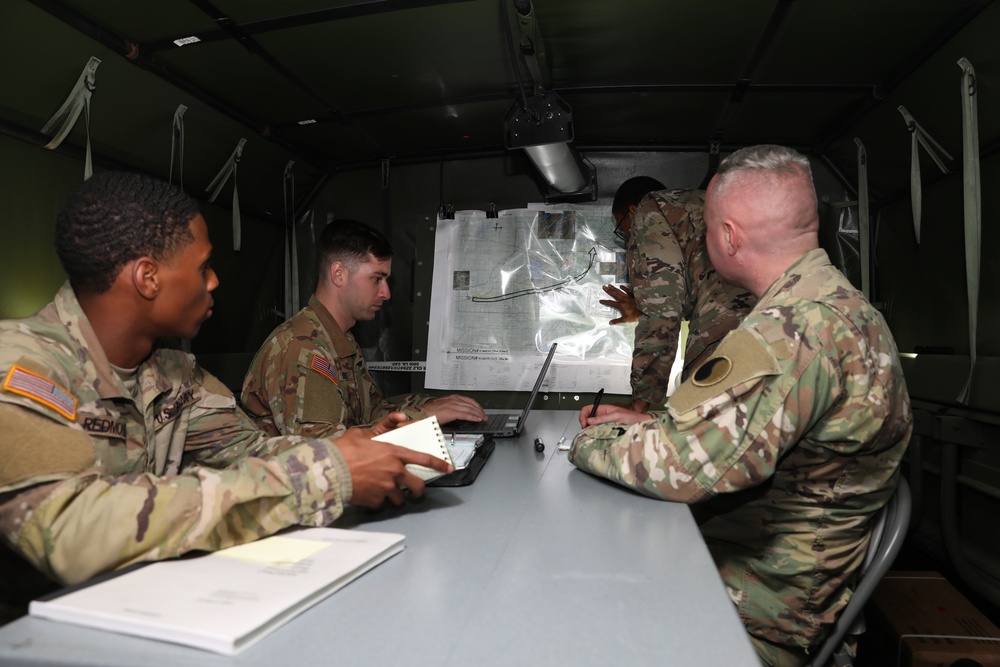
[758,248,832,302]
[52,282,172,402]
[307,295,358,358]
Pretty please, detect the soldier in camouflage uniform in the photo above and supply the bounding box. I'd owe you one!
[572,146,911,666]
[0,172,450,589]
[604,178,755,412]
[242,220,485,438]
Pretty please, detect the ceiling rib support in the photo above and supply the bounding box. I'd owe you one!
[328,140,816,173]
[708,0,796,141]
[273,82,873,128]
[187,0,339,113]
[185,0,388,156]
[27,0,333,173]
[811,0,995,154]
[140,0,479,53]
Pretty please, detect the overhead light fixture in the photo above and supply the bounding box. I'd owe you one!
[172,36,201,47]
[503,91,596,201]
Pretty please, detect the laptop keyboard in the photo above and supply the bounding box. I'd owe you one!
[447,412,512,433]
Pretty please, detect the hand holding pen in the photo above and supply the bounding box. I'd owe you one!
[580,389,652,428]
[589,388,604,418]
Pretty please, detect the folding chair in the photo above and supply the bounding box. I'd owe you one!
[805,476,912,667]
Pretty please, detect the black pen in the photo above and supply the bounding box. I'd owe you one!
[589,388,605,418]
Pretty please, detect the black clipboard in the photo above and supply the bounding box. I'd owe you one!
[429,437,495,487]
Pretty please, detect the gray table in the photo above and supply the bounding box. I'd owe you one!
[0,410,758,666]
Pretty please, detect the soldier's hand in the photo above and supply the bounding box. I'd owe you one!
[335,427,453,508]
[421,394,487,425]
[600,284,641,325]
[369,411,411,436]
[628,398,651,413]
[578,403,652,428]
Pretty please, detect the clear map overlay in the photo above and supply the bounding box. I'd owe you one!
[426,206,634,393]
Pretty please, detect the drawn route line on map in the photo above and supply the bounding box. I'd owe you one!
[471,247,597,303]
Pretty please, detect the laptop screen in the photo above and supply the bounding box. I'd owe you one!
[514,342,557,431]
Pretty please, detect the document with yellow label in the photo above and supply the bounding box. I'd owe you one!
[29,528,404,655]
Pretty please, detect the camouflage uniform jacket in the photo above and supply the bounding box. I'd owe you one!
[0,283,353,585]
[570,249,912,651]
[241,295,428,438]
[628,189,755,406]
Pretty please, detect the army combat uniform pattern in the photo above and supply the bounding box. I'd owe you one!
[570,249,912,653]
[628,188,755,406]
[241,296,429,439]
[0,283,354,585]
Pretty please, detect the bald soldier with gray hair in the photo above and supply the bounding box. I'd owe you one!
[570,145,911,666]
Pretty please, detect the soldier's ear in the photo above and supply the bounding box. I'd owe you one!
[132,257,159,300]
[329,261,349,288]
[723,219,741,255]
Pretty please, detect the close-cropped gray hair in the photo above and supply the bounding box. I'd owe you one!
[713,145,813,197]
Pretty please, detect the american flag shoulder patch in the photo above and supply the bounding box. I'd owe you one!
[310,354,339,385]
[3,365,78,420]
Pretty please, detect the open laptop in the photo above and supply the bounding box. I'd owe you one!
[443,342,557,438]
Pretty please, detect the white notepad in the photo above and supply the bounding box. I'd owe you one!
[29,527,404,655]
[372,415,454,482]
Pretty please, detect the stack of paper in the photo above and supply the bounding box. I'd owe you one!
[30,528,404,655]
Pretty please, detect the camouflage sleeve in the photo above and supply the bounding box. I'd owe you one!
[1,375,352,585]
[386,393,430,421]
[242,334,349,440]
[569,326,838,502]
[344,345,434,425]
[628,202,688,406]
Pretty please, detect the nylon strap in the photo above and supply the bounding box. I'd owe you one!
[169,104,187,188]
[206,138,246,251]
[41,56,101,180]
[897,105,953,244]
[282,160,301,319]
[957,57,981,405]
[854,138,871,299]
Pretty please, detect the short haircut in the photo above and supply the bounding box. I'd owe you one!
[611,176,666,217]
[713,145,813,198]
[55,171,200,295]
[316,219,393,284]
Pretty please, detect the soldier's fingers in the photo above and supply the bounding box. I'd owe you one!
[383,485,407,506]
[398,470,427,498]
[394,446,452,473]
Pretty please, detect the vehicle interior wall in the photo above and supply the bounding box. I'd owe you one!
[4,0,1000,624]
[0,131,286,367]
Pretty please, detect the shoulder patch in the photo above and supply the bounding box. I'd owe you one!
[691,356,732,387]
[3,365,77,421]
[302,369,346,426]
[0,404,95,490]
[310,354,339,385]
[669,327,780,418]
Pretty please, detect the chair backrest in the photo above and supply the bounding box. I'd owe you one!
[805,476,912,667]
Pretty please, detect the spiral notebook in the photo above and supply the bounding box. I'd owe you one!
[372,415,454,482]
